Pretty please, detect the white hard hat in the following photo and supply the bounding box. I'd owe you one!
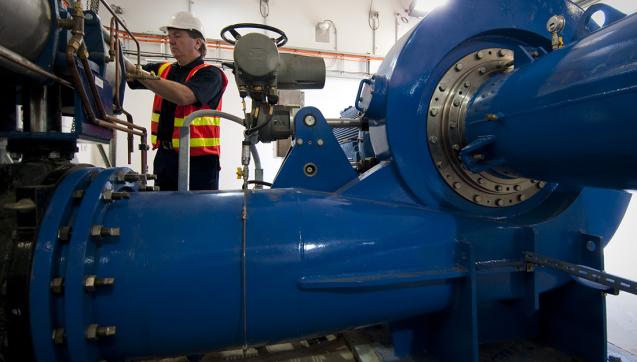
[160,11,205,37]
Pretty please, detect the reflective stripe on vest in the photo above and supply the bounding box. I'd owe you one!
[150,62,226,156]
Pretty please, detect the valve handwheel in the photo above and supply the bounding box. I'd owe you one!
[220,23,288,47]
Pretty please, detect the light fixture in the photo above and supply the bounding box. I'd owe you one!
[408,0,449,17]
[315,19,337,50]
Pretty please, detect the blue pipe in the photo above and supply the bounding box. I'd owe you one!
[31,168,457,360]
[464,13,637,189]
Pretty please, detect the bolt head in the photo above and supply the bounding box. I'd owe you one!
[317,138,324,146]
[429,136,438,144]
[84,275,97,292]
[476,51,484,59]
[85,324,98,341]
[50,278,64,294]
[296,138,304,145]
[52,328,65,344]
[304,163,317,176]
[304,115,316,127]
[430,108,439,116]
[455,63,464,71]
[438,84,447,92]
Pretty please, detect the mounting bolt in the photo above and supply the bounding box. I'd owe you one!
[473,195,482,203]
[496,199,505,207]
[58,226,72,242]
[317,138,324,146]
[498,49,507,57]
[514,185,522,191]
[303,163,317,177]
[452,144,460,151]
[586,240,597,252]
[296,138,304,145]
[476,51,484,59]
[84,275,115,292]
[455,63,464,71]
[453,98,462,107]
[518,194,527,202]
[479,67,487,75]
[429,136,438,144]
[52,328,65,345]
[486,114,498,121]
[464,81,471,88]
[438,84,447,92]
[102,190,130,201]
[304,115,316,127]
[90,225,121,238]
[50,278,64,294]
[85,324,117,341]
[453,182,462,190]
[495,185,503,191]
[430,108,439,116]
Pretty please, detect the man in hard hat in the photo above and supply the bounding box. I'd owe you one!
[126,11,228,191]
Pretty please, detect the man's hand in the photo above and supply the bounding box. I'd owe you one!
[125,58,197,105]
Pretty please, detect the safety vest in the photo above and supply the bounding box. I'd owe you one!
[150,62,228,156]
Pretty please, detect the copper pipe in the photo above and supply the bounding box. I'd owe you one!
[79,52,148,174]
[105,28,386,63]
[65,3,148,175]
[99,0,141,66]
[123,109,147,174]
[0,45,73,88]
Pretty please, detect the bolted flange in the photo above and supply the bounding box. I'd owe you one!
[426,48,543,208]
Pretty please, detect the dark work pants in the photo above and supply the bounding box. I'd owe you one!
[153,148,220,191]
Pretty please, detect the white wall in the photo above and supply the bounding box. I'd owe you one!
[591,1,637,355]
[86,0,637,354]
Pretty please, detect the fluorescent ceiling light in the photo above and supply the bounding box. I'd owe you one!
[409,0,449,17]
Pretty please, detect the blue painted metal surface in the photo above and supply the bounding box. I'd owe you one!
[273,107,357,191]
[24,0,637,361]
[0,5,123,143]
[465,12,637,189]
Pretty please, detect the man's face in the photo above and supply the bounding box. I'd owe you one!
[167,28,198,59]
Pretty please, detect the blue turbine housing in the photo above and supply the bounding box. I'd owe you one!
[13,0,637,361]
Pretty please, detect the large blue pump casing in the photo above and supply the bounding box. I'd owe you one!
[27,0,636,361]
